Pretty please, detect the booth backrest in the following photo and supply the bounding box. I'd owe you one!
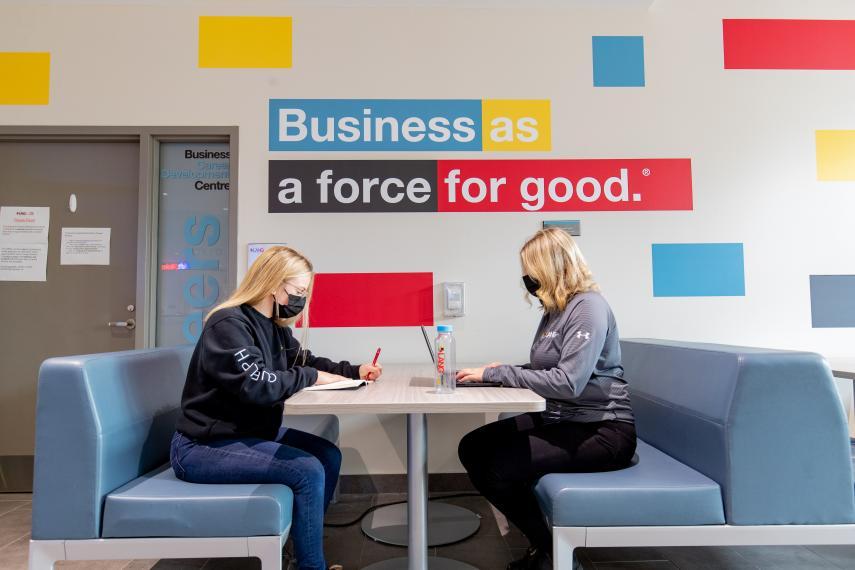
[621,338,855,525]
[32,346,194,540]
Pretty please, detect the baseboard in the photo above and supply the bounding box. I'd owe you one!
[339,472,476,495]
[0,455,33,492]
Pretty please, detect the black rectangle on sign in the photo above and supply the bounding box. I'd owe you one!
[269,160,438,213]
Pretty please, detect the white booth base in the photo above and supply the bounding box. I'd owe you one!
[553,524,855,570]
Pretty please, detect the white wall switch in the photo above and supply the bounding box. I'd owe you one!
[443,282,465,317]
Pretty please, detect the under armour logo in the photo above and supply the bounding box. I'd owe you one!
[576,331,590,340]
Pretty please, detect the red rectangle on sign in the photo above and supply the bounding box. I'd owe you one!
[723,19,855,70]
[436,159,692,212]
[304,272,433,327]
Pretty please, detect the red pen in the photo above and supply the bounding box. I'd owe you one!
[369,347,381,380]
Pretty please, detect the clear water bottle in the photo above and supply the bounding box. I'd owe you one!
[435,325,456,393]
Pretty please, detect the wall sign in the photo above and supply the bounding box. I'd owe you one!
[269,159,692,213]
[269,99,551,152]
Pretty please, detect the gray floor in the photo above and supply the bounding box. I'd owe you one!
[2,492,855,569]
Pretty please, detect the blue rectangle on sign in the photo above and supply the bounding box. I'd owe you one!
[652,243,745,297]
[810,275,855,328]
[269,99,483,151]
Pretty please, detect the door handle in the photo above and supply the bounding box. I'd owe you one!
[107,318,136,330]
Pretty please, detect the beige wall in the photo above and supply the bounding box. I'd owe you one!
[2,0,855,474]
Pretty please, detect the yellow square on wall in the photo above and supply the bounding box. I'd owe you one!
[0,52,50,105]
[482,99,551,152]
[816,130,855,181]
[199,16,292,69]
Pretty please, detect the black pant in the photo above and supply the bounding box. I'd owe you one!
[458,413,637,552]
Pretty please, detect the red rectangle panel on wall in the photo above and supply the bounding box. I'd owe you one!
[306,272,434,327]
[436,159,692,212]
[723,19,855,70]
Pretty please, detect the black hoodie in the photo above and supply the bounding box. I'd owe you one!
[176,304,361,441]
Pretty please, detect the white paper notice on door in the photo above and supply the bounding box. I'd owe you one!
[0,206,50,243]
[0,244,48,281]
[0,206,50,281]
[61,227,111,265]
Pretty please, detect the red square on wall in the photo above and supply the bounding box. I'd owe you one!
[303,272,434,327]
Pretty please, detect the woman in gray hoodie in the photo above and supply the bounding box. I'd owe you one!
[457,228,636,570]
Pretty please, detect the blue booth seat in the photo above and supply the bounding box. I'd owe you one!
[622,339,855,526]
[29,345,339,570]
[102,465,295,538]
[535,440,725,527]
[528,339,855,569]
[283,413,340,445]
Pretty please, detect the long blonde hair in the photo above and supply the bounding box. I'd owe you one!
[207,246,314,353]
[520,228,599,313]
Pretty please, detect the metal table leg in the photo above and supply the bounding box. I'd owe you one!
[361,409,481,548]
[362,413,476,570]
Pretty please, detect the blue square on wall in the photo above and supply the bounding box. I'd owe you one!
[810,275,855,328]
[592,36,645,87]
[652,243,745,297]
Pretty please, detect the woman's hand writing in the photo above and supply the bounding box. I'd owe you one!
[359,363,383,381]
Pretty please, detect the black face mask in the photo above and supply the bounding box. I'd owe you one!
[522,275,540,295]
[276,294,306,319]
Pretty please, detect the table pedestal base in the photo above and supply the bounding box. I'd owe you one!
[361,502,481,546]
[362,557,477,570]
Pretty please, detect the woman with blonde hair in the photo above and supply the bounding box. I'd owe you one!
[457,228,636,570]
[171,246,381,570]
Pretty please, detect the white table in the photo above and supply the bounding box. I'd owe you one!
[828,357,855,381]
[285,363,546,570]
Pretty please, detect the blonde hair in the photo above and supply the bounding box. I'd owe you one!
[207,246,314,357]
[520,228,599,313]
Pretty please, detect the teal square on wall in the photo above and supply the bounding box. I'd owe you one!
[592,36,645,87]
[652,243,745,297]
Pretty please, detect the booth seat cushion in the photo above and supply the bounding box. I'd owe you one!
[102,465,294,538]
[282,414,339,444]
[534,440,725,527]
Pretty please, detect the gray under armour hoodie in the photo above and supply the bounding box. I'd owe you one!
[483,291,634,424]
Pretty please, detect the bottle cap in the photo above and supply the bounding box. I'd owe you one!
[437,324,453,333]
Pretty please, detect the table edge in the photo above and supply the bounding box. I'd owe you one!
[283,402,547,415]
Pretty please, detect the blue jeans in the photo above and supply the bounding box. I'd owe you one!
[170,428,341,570]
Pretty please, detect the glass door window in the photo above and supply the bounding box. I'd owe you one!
[156,142,231,346]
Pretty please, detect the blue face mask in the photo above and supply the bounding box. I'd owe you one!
[276,294,306,319]
[522,275,540,295]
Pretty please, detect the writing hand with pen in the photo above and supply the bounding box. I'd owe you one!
[360,347,383,381]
